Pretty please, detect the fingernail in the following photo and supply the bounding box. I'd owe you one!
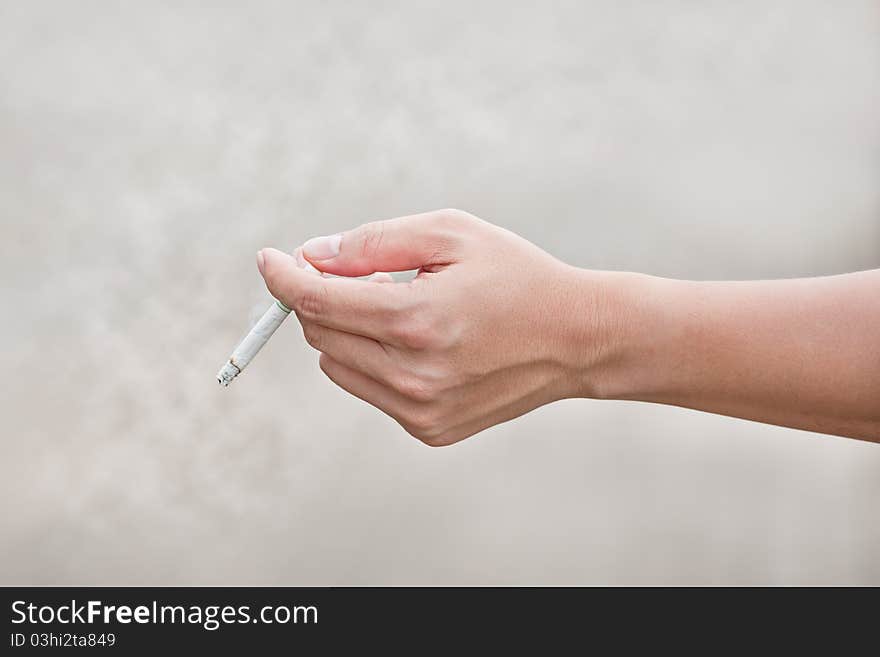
[302,233,342,260]
[256,249,265,275]
[295,247,320,274]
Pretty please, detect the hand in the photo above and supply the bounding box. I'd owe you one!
[257,209,880,444]
[257,209,617,446]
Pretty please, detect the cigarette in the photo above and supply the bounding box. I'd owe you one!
[216,299,292,386]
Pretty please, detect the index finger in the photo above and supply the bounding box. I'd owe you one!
[258,247,413,342]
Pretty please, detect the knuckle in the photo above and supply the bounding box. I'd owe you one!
[318,352,332,374]
[423,210,477,261]
[433,208,475,228]
[294,284,329,320]
[419,434,450,448]
[301,323,324,351]
[358,220,388,260]
[391,316,438,350]
[399,328,431,351]
[387,319,411,346]
[394,375,435,403]
[401,409,446,445]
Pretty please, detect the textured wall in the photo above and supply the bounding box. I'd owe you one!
[2,0,879,584]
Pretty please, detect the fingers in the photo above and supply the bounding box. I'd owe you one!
[258,247,414,343]
[318,353,411,423]
[319,353,466,446]
[299,321,395,382]
[300,209,475,277]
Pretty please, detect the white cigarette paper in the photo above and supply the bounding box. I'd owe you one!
[217,299,291,386]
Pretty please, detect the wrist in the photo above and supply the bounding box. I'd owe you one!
[558,267,683,402]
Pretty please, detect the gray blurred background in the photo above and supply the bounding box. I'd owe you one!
[2,0,879,585]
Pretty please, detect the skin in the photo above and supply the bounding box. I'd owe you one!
[256,209,880,446]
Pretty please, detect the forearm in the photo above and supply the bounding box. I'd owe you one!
[576,268,880,442]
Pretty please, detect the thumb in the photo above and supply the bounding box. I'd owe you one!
[301,209,470,277]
